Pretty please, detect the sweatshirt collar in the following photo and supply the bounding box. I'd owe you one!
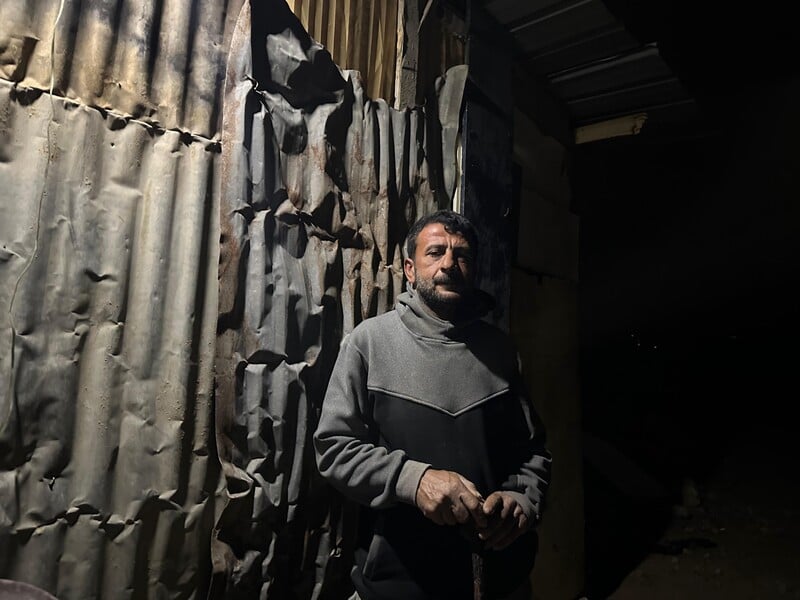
[395,287,494,340]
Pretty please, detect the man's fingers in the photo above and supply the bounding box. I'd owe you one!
[416,469,491,528]
[478,493,508,541]
[489,525,524,550]
[458,475,484,501]
[482,492,503,516]
[458,489,482,511]
[478,520,501,541]
[454,474,486,528]
[487,509,530,549]
[484,518,516,549]
[499,496,515,520]
[517,511,529,531]
[450,499,471,524]
[459,493,487,528]
[440,507,457,526]
[477,492,534,549]
[513,504,526,524]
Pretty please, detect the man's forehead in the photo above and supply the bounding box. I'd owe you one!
[419,223,470,246]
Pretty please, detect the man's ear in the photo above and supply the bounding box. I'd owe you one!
[403,257,416,287]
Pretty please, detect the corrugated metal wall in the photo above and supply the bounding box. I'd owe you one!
[212,1,465,597]
[0,0,233,597]
[0,0,242,137]
[286,0,399,103]
[0,0,465,597]
[0,81,222,598]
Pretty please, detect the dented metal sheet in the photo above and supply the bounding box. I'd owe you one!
[0,80,222,598]
[0,0,466,597]
[0,0,244,137]
[213,1,466,597]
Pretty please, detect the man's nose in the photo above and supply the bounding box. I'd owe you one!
[440,249,457,271]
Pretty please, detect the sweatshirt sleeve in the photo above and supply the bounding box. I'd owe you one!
[314,333,430,508]
[499,359,552,523]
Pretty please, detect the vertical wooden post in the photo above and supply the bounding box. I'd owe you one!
[394,0,420,109]
[460,0,514,329]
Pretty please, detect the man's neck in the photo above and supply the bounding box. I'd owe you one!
[416,295,469,323]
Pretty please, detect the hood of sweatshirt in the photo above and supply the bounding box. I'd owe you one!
[395,287,495,341]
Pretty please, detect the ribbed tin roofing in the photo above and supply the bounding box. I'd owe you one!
[485,0,695,128]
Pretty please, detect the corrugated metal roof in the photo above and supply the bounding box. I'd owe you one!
[485,0,696,128]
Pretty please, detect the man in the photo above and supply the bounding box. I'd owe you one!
[314,211,551,599]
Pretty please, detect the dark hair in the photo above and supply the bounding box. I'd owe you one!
[404,210,479,260]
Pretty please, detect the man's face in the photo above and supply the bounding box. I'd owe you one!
[404,222,475,313]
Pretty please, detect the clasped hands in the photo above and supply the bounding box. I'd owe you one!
[414,468,531,550]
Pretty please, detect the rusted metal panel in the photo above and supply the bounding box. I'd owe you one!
[213,1,466,597]
[1,1,237,596]
[0,0,244,138]
[0,80,222,598]
[0,0,466,597]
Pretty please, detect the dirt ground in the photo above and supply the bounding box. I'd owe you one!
[606,427,800,600]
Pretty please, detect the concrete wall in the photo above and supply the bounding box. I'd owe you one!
[510,109,584,600]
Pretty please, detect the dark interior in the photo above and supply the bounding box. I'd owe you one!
[574,2,799,595]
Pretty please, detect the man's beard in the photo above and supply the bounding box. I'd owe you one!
[413,273,469,315]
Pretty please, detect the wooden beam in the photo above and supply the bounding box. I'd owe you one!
[460,0,514,329]
[394,0,420,109]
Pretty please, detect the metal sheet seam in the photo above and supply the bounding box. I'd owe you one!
[0,83,225,148]
[0,75,223,596]
[4,77,220,424]
[4,0,225,144]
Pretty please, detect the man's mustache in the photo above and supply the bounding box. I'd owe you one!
[434,275,464,285]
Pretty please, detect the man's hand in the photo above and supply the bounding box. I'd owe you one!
[478,491,531,550]
[415,469,487,527]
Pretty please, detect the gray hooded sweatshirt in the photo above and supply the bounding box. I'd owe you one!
[314,289,551,599]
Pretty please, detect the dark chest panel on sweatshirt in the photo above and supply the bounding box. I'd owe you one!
[368,390,533,495]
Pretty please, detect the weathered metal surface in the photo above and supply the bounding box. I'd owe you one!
[0,79,222,598]
[213,1,466,597]
[0,3,235,600]
[286,0,399,103]
[0,0,466,597]
[0,0,244,138]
